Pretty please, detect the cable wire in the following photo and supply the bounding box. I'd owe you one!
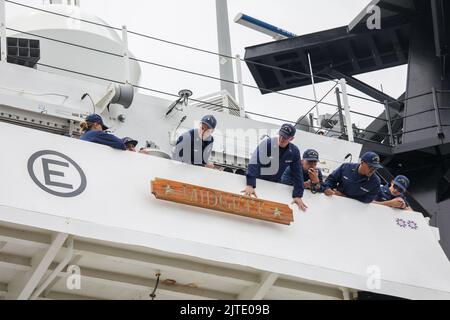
[4,1,436,144]
[5,0,122,30]
[392,125,439,136]
[6,28,123,57]
[337,91,385,104]
[7,27,340,108]
[149,272,161,300]
[387,91,432,104]
[296,83,339,124]
[130,57,339,107]
[5,0,338,84]
[8,55,388,138]
[348,109,388,121]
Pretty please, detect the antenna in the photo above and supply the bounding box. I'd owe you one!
[165,89,192,118]
[234,13,297,40]
[215,0,236,99]
[169,116,188,146]
[81,93,95,114]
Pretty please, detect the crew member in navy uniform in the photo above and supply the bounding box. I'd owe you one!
[242,124,308,212]
[374,175,412,211]
[281,149,324,193]
[323,151,382,203]
[122,137,139,152]
[172,115,217,168]
[80,114,126,150]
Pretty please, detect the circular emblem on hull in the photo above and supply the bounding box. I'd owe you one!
[28,150,87,198]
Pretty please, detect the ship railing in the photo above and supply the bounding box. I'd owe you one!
[0,0,353,141]
[1,1,446,152]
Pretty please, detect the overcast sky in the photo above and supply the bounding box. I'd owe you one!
[7,0,407,130]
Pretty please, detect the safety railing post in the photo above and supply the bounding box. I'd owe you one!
[335,87,346,136]
[0,0,7,64]
[384,100,395,146]
[339,78,354,142]
[432,87,445,139]
[308,113,314,133]
[122,25,130,84]
[235,54,245,117]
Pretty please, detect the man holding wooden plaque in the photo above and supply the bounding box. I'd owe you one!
[242,124,308,212]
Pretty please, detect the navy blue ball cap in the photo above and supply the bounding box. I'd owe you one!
[279,124,296,139]
[122,137,138,147]
[393,175,410,192]
[86,114,108,130]
[361,151,383,169]
[201,115,217,129]
[303,149,319,161]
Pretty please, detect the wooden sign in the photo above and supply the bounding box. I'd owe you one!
[151,178,294,225]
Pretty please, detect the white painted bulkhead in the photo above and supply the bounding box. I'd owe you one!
[6,3,142,85]
[0,119,449,300]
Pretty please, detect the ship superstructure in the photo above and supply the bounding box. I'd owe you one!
[0,0,449,300]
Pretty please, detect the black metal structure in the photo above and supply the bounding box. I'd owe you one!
[244,0,450,260]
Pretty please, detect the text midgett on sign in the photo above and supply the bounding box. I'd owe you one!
[151,178,293,225]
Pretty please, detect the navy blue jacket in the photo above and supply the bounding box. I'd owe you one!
[80,130,126,150]
[246,138,304,198]
[376,184,410,206]
[281,166,324,191]
[323,163,381,203]
[172,129,214,167]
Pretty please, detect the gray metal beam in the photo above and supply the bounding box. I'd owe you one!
[391,29,407,61]
[0,226,346,300]
[431,0,444,58]
[72,240,259,287]
[51,266,237,300]
[0,253,31,271]
[6,232,68,300]
[274,278,344,300]
[355,137,393,156]
[0,225,259,287]
[393,136,450,154]
[367,36,383,67]
[238,272,278,300]
[326,68,403,111]
[31,236,74,300]
[0,283,7,295]
[363,111,389,142]
[344,41,360,70]
[43,255,82,298]
[39,292,99,300]
[0,225,51,249]
[378,2,416,16]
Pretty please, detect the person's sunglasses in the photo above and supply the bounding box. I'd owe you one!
[393,185,403,192]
